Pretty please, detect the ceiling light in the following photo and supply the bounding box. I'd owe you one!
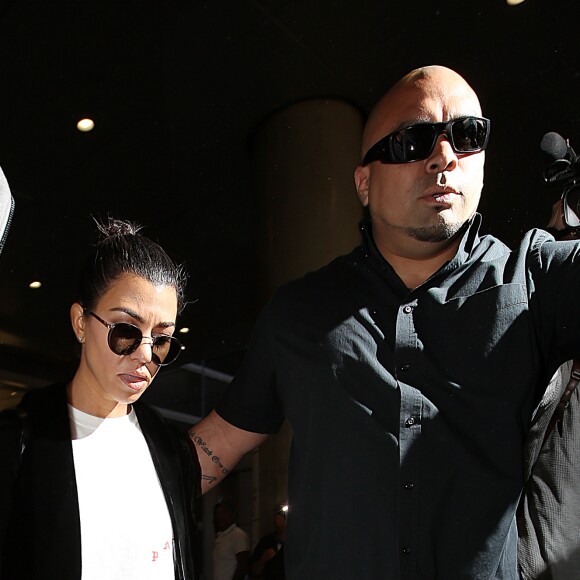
[179,327,190,334]
[29,281,42,289]
[506,0,526,5]
[76,118,95,132]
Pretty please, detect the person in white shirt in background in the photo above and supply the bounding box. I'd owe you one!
[212,499,250,580]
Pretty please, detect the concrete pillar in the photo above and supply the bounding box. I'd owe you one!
[252,98,364,304]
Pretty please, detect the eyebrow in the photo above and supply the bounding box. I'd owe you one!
[109,306,176,329]
[388,117,430,134]
[395,113,481,131]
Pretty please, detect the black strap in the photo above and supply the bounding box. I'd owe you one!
[543,360,580,442]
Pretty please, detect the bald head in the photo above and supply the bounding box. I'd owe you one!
[361,66,483,159]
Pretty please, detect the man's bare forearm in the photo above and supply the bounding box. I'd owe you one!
[189,410,269,494]
[189,428,232,490]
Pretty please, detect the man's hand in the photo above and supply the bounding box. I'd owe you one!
[547,199,566,231]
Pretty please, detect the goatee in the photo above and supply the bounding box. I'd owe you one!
[406,222,465,243]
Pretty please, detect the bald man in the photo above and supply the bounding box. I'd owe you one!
[190,66,580,579]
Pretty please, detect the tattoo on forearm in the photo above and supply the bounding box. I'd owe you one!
[190,432,231,478]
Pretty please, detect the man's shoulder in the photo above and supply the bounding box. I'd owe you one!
[232,524,250,538]
[509,227,580,273]
[231,525,251,551]
[468,227,563,268]
[273,246,364,302]
[219,524,250,550]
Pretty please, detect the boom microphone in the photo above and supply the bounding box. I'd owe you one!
[540,131,569,160]
[540,130,580,228]
[541,131,580,184]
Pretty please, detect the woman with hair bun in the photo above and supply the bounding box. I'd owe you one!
[1,218,199,580]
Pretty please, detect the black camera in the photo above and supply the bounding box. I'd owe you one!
[542,131,580,228]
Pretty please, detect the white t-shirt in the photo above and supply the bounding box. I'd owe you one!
[212,524,250,580]
[70,405,175,579]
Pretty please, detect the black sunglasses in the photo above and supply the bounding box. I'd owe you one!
[87,311,185,366]
[361,116,491,165]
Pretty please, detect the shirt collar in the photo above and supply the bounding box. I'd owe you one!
[358,213,483,284]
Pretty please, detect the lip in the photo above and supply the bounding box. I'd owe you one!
[421,187,461,205]
[118,372,149,392]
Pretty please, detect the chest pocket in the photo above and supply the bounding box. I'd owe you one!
[421,282,529,363]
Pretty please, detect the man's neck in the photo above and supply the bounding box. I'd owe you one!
[374,233,462,289]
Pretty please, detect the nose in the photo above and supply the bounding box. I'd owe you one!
[131,336,154,365]
[425,134,458,174]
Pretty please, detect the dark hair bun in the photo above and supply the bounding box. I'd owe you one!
[78,216,187,314]
[95,217,143,239]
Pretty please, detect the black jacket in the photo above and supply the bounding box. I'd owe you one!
[0,164,14,255]
[0,383,199,579]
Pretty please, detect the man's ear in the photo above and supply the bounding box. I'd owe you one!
[354,165,370,207]
[70,303,85,342]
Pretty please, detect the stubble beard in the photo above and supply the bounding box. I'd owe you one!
[405,221,465,243]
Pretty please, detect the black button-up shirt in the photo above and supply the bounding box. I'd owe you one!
[217,215,580,580]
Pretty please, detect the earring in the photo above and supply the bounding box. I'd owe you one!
[77,336,84,343]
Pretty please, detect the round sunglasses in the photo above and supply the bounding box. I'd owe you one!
[361,116,491,165]
[86,310,185,366]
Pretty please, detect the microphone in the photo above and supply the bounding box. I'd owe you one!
[540,131,580,228]
[541,131,569,160]
[541,131,579,184]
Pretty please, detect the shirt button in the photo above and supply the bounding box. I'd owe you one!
[405,417,416,427]
[404,482,415,490]
[402,547,412,554]
[403,305,413,314]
